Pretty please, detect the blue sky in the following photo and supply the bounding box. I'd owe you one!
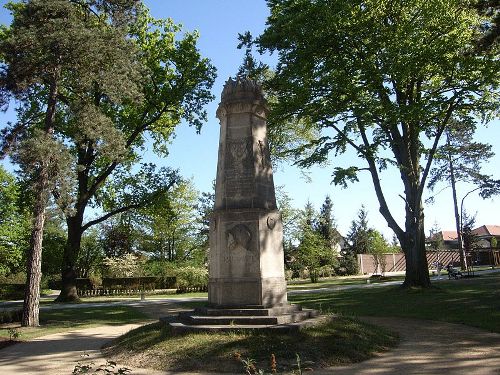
[1,0,499,240]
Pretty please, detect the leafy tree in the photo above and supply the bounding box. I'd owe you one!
[100,215,138,258]
[194,181,215,261]
[256,0,499,287]
[138,179,201,262]
[275,185,300,268]
[0,166,29,276]
[0,0,145,323]
[491,237,498,249]
[40,210,67,277]
[428,120,500,269]
[1,2,216,302]
[428,222,444,252]
[346,206,371,254]
[367,229,390,275]
[76,228,104,278]
[294,202,336,282]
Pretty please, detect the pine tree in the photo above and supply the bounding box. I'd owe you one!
[346,206,371,254]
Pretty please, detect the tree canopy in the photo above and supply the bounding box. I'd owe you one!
[257,0,500,287]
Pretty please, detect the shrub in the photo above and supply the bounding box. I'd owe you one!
[174,266,208,293]
[0,309,22,324]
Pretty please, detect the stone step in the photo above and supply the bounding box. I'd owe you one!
[180,309,317,326]
[195,304,302,317]
[168,314,330,334]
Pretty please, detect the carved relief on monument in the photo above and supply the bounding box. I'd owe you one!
[267,214,278,230]
[228,139,252,171]
[224,223,258,277]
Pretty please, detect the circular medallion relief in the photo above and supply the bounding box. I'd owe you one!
[267,215,277,230]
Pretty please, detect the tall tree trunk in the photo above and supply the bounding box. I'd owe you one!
[401,217,431,288]
[22,72,59,326]
[56,213,83,302]
[401,181,431,288]
[448,148,466,270]
[22,174,49,326]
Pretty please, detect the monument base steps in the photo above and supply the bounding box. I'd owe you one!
[162,304,324,334]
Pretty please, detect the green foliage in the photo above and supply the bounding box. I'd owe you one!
[257,0,500,287]
[137,178,204,263]
[491,237,498,249]
[41,211,67,276]
[7,327,20,341]
[73,359,131,375]
[77,229,105,278]
[346,206,371,254]
[103,253,145,278]
[174,266,208,292]
[0,166,29,276]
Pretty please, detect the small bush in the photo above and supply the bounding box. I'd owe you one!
[174,266,208,293]
[0,309,22,324]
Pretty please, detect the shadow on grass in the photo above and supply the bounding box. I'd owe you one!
[104,316,398,373]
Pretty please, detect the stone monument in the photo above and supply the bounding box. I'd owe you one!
[208,77,287,307]
[168,77,318,332]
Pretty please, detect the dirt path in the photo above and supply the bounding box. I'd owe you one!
[1,303,499,374]
[316,317,500,375]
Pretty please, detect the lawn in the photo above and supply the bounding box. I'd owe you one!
[287,274,406,290]
[104,316,398,373]
[290,272,500,333]
[0,305,151,340]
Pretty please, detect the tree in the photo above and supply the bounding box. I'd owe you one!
[0,166,29,276]
[1,2,216,302]
[428,120,500,269]
[461,212,479,272]
[275,185,300,269]
[0,0,119,324]
[138,179,201,262]
[367,229,390,275]
[346,206,371,254]
[294,202,336,282]
[257,0,499,287]
[100,215,138,258]
[317,195,340,249]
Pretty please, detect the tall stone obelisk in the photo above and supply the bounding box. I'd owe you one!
[208,77,287,307]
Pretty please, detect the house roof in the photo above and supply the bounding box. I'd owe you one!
[472,225,500,237]
[440,230,458,241]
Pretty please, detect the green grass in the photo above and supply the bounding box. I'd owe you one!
[104,317,398,373]
[287,275,405,290]
[290,272,500,333]
[0,306,151,340]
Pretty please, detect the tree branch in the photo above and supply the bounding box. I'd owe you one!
[358,119,404,238]
[82,203,141,232]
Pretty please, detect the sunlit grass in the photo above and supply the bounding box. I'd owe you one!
[290,273,500,332]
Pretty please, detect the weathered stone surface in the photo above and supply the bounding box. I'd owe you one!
[165,77,318,332]
[209,77,286,308]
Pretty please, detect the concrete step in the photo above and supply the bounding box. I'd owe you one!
[180,309,317,326]
[168,315,331,334]
[195,304,302,317]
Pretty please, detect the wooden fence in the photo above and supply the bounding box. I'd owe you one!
[357,249,497,274]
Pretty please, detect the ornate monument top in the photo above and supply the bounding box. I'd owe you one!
[220,76,265,103]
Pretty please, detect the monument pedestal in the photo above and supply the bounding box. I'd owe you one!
[208,208,287,307]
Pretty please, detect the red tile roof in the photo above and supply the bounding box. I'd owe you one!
[472,225,500,237]
[440,230,458,241]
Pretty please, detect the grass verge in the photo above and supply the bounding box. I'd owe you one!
[290,272,500,333]
[104,316,398,373]
[0,305,151,340]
